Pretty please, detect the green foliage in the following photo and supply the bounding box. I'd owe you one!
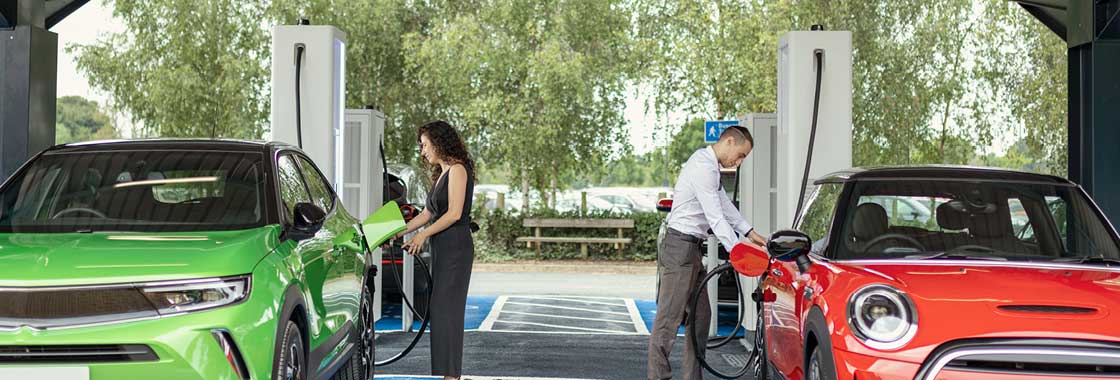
[269,0,638,195]
[55,96,118,144]
[70,0,270,139]
[634,0,1067,174]
[72,0,1069,190]
[471,204,663,262]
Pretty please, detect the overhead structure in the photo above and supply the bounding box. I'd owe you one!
[1017,0,1120,223]
[0,0,89,181]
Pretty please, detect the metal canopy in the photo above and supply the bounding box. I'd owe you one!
[0,0,89,29]
[1017,0,1068,39]
[1016,0,1120,226]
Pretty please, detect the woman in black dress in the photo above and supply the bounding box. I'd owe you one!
[398,120,475,380]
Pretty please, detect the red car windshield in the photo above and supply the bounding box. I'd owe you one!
[0,150,266,233]
[831,179,1120,262]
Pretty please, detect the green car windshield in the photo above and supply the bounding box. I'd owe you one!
[0,150,267,233]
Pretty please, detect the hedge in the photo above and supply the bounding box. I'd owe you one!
[469,204,664,262]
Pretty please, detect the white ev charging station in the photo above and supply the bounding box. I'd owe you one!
[270,23,390,324]
[735,29,853,340]
[343,108,388,322]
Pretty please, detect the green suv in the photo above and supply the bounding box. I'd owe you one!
[0,140,404,380]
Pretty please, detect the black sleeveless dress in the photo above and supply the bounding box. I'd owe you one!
[425,166,474,377]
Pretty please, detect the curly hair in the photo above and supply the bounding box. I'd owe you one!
[417,120,475,186]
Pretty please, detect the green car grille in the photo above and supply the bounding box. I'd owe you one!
[0,287,157,329]
[0,344,158,363]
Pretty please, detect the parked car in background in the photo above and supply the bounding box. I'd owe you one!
[382,164,431,318]
[475,184,524,212]
[0,140,398,380]
[747,166,1120,380]
[554,193,625,214]
[860,195,934,225]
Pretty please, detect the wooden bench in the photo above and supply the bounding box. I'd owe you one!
[515,218,634,258]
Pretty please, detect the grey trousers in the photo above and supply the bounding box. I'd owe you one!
[648,228,711,380]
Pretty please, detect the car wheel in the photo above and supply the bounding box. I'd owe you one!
[355,285,374,379]
[806,344,836,380]
[334,286,374,380]
[274,320,306,380]
[752,304,770,380]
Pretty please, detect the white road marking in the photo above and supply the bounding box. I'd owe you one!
[491,320,634,334]
[513,296,627,307]
[479,295,509,331]
[625,298,649,335]
[503,302,631,316]
[498,310,634,325]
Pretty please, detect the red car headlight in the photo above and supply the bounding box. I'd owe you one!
[847,284,918,350]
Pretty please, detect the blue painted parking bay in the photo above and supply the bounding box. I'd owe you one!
[375,295,753,379]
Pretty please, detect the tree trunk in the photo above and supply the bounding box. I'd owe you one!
[522,168,530,213]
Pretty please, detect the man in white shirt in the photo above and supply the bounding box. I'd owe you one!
[647,126,765,380]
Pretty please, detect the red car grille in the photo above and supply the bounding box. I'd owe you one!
[917,339,1120,380]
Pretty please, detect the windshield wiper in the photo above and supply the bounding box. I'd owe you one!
[1051,256,1120,267]
[907,252,1008,261]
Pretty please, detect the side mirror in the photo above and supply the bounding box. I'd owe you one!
[656,198,673,213]
[767,230,813,273]
[288,202,326,241]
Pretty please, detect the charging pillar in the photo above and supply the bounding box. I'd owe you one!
[735,28,852,336]
[737,113,777,335]
[343,108,387,322]
[704,235,720,337]
[270,23,348,197]
[402,250,415,331]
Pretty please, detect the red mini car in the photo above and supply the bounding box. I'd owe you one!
[732,166,1120,380]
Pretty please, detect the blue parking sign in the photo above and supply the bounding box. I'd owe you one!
[704,120,739,144]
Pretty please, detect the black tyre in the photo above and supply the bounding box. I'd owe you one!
[805,344,836,380]
[274,320,306,380]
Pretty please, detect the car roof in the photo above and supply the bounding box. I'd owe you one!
[43,139,297,155]
[818,165,1072,185]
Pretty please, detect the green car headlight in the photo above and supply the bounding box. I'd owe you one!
[142,276,250,315]
[847,284,917,350]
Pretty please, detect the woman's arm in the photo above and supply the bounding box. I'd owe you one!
[397,208,432,238]
[403,165,468,254]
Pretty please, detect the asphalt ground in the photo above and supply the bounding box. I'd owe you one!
[374,295,757,379]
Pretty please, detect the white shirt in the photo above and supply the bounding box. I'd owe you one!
[666,146,753,249]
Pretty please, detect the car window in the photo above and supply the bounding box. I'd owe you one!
[149,170,227,204]
[1046,196,1068,244]
[277,155,310,223]
[859,196,934,228]
[0,150,265,233]
[1009,198,1035,243]
[796,183,843,250]
[835,180,1119,261]
[295,156,335,212]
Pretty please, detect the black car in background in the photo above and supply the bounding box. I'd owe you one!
[381,164,431,318]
